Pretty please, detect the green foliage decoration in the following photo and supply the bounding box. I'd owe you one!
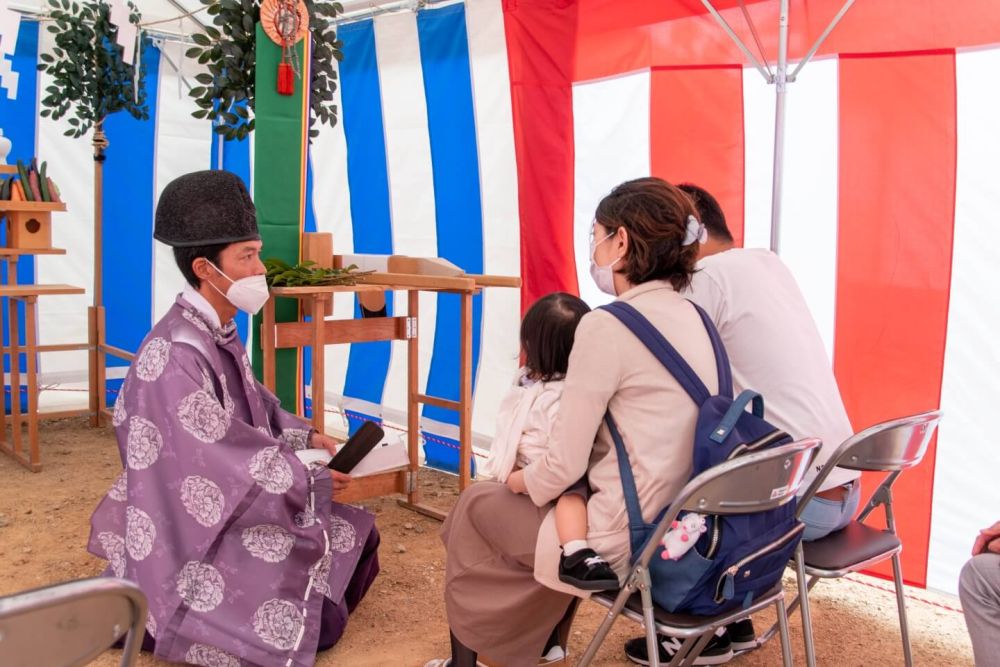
[184,0,344,141]
[264,258,372,287]
[36,0,149,138]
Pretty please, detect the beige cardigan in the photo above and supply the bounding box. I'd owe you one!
[522,280,718,595]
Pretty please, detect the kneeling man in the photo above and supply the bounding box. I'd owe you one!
[88,170,379,666]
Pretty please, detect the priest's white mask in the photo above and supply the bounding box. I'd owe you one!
[206,260,270,316]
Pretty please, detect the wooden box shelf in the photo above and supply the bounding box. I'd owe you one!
[0,201,67,250]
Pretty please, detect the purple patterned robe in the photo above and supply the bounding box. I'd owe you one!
[88,296,377,667]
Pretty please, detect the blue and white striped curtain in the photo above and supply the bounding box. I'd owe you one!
[2,0,522,470]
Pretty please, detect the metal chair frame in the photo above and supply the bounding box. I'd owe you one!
[775,410,943,667]
[577,438,821,667]
[0,577,147,667]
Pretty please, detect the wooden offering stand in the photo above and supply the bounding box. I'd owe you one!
[261,233,520,520]
[0,164,87,471]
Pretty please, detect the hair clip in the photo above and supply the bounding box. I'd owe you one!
[682,214,707,246]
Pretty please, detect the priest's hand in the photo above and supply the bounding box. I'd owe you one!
[311,432,340,457]
[330,470,352,495]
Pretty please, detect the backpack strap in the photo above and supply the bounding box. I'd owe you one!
[687,302,734,397]
[603,411,649,561]
[599,301,712,405]
[599,301,734,400]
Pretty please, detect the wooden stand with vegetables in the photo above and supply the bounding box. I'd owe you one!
[260,232,520,519]
[0,162,87,471]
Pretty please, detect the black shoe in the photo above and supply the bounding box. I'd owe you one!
[726,618,757,652]
[557,548,619,591]
[624,632,734,666]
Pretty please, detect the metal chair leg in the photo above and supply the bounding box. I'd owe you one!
[677,632,714,667]
[578,588,631,667]
[890,552,913,667]
[775,596,794,667]
[641,585,662,667]
[794,544,817,667]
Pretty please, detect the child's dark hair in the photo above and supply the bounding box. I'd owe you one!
[521,292,591,382]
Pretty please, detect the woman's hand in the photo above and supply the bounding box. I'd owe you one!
[330,470,352,495]
[507,469,527,495]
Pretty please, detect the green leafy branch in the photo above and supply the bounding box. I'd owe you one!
[184,0,344,141]
[264,258,372,287]
[36,0,149,138]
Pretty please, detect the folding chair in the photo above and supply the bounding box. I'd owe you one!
[577,437,821,667]
[786,410,942,667]
[0,577,147,667]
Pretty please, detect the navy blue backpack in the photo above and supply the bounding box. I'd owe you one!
[599,301,804,615]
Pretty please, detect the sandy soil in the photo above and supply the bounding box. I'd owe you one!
[0,418,975,666]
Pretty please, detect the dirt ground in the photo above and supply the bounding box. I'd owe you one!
[0,418,976,666]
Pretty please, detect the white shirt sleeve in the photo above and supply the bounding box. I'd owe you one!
[685,266,728,327]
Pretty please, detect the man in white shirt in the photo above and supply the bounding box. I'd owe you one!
[623,184,864,666]
[678,183,861,539]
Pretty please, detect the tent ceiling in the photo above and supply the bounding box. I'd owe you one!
[10,0,415,31]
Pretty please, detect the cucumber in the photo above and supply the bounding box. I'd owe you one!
[16,160,33,201]
[38,162,50,202]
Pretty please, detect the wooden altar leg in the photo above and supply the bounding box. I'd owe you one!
[8,295,22,459]
[88,307,100,427]
[262,297,276,392]
[0,256,14,446]
[459,290,473,491]
[398,289,445,520]
[310,295,325,434]
[24,297,40,470]
[406,290,421,506]
[94,307,107,427]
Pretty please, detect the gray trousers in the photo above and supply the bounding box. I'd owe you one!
[960,553,1000,667]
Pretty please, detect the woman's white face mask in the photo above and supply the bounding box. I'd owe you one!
[206,260,270,315]
[589,230,621,296]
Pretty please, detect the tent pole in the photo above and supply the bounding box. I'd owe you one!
[699,0,773,83]
[789,0,857,81]
[770,0,789,254]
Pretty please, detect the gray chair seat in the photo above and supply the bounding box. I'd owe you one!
[802,521,901,572]
[594,579,786,631]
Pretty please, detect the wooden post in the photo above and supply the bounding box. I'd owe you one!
[407,290,421,506]
[459,290,473,490]
[89,125,108,430]
[310,295,325,434]
[92,125,107,309]
[262,296,277,391]
[24,297,39,468]
[302,233,334,317]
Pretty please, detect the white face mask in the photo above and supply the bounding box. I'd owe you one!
[206,260,270,315]
[589,230,621,296]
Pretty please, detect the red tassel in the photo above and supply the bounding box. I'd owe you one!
[277,62,294,96]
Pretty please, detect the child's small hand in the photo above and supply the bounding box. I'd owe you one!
[507,469,527,495]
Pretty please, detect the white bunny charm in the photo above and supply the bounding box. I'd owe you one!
[660,512,707,560]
